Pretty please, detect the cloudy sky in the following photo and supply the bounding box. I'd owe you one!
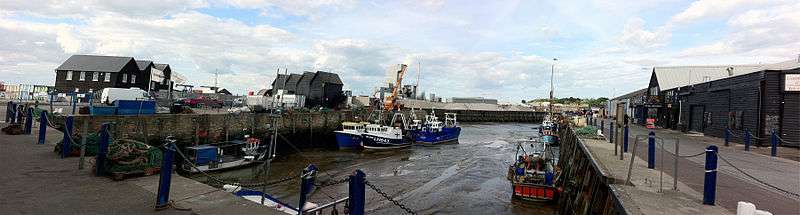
[0,0,797,102]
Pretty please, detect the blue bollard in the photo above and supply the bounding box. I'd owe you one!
[10,103,17,124]
[624,124,629,152]
[703,145,718,205]
[155,138,176,209]
[724,129,730,146]
[61,115,74,158]
[609,122,615,143]
[24,108,33,134]
[71,95,77,115]
[5,101,10,122]
[545,171,554,185]
[648,131,655,169]
[38,111,48,144]
[96,123,110,176]
[349,170,366,215]
[298,164,317,215]
[744,129,751,151]
[600,120,604,133]
[771,129,777,157]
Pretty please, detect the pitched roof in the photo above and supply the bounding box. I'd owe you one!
[284,74,302,91]
[272,74,287,89]
[153,63,170,71]
[313,71,343,85]
[56,55,134,72]
[653,58,800,90]
[135,60,153,71]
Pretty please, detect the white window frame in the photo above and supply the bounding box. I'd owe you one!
[122,74,128,83]
[65,71,73,81]
[92,72,98,81]
[79,71,85,81]
[131,74,136,84]
[104,72,111,82]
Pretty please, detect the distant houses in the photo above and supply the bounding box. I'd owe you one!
[54,55,179,97]
[269,71,344,108]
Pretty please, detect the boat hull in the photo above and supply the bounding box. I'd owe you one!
[181,158,257,173]
[511,183,559,202]
[361,133,410,149]
[334,131,362,149]
[415,127,461,144]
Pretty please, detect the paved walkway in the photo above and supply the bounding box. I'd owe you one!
[593,120,800,214]
[0,122,280,214]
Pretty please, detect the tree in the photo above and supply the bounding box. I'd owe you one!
[521,99,526,104]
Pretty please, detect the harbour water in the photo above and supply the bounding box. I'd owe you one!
[195,123,557,214]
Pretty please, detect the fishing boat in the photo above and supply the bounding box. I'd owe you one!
[180,137,267,173]
[360,112,412,149]
[539,118,560,146]
[506,136,561,202]
[223,185,316,215]
[334,122,367,149]
[414,112,461,144]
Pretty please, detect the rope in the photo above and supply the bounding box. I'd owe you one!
[717,153,800,199]
[365,180,417,215]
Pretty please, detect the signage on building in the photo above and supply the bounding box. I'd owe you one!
[786,74,800,91]
[646,118,656,129]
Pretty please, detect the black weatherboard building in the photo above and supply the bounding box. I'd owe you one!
[54,54,175,97]
[270,71,344,108]
[645,59,800,146]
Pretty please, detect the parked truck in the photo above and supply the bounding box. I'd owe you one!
[101,88,150,104]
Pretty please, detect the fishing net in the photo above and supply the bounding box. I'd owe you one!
[106,139,163,173]
[575,125,602,139]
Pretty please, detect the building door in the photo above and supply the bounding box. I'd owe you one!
[689,105,705,133]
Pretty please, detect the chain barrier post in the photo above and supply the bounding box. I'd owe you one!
[79,119,88,170]
[724,129,730,146]
[61,115,74,158]
[673,138,679,190]
[648,131,655,169]
[703,145,718,205]
[5,101,10,123]
[38,111,47,144]
[600,119,604,133]
[24,107,33,134]
[155,137,176,210]
[96,123,110,176]
[744,128,751,151]
[770,129,777,157]
[624,124,629,152]
[10,102,17,124]
[298,164,317,215]
[16,104,23,124]
[349,170,366,215]
[609,121,614,143]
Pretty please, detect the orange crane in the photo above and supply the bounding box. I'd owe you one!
[383,64,407,111]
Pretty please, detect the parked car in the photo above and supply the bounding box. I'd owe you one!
[182,96,223,108]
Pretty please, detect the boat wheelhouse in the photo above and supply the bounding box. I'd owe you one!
[414,112,461,144]
[180,139,266,173]
[334,122,367,149]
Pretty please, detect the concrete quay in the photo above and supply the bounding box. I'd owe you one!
[0,122,281,214]
[591,120,800,214]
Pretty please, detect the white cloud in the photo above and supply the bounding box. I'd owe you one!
[0,0,209,18]
[617,17,670,51]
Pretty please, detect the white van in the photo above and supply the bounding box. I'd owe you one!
[101,88,149,104]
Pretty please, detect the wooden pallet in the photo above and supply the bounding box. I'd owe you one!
[109,167,161,181]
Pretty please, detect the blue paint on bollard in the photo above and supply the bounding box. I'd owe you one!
[155,139,176,209]
[744,128,751,151]
[38,111,48,144]
[96,123,110,176]
[624,125,629,152]
[10,103,17,124]
[71,95,77,115]
[771,129,777,157]
[298,164,317,215]
[349,170,366,215]
[724,129,730,146]
[61,116,74,158]
[703,145,718,205]
[609,122,615,143]
[5,101,10,122]
[648,131,655,169]
[545,171,554,185]
[24,108,33,134]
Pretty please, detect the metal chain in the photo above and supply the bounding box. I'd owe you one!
[364,180,417,215]
[717,153,800,198]
[314,177,350,188]
[775,135,800,145]
[662,148,706,158]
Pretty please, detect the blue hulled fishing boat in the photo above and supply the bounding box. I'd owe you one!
[360,113,411,149]
[334,122,367,149]
[415,113,461,144]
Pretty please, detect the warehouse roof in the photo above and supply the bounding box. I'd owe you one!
[312,71,343,85]
[653,57,800,91]
[56,55,135,72]
[135,60,153,71]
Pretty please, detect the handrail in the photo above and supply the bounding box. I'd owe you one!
[304,197,348,213]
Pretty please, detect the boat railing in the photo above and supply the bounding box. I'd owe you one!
[304,197,349,214]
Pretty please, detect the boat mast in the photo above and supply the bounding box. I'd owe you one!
[549,58,557,120]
